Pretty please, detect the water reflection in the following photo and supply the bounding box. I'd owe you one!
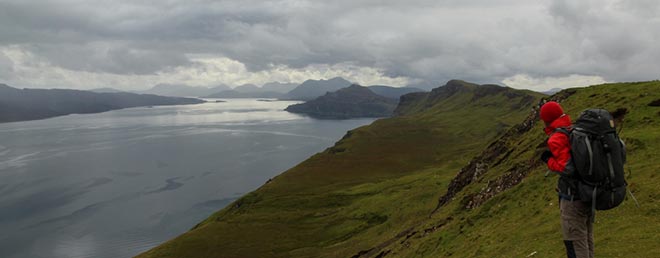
[0,99,377,258]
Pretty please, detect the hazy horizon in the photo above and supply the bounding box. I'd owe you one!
[1,77,351,91]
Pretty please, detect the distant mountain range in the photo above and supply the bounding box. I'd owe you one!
[234,84,260,92]
[122,78,423,100]
[282,77,353,100]
[285,84,398,119]
[90,87,126,93]
[130,82,298,99]
[261,82,299,93]
[136,83,231,97]
[205,90,283,98]
[0,84,204,123]
[282,77,424,101]
[204,82,297,98]
[13,78,425,115]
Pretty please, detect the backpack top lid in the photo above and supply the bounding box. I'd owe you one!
[574,109,616,135]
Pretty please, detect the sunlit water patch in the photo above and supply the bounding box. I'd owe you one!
[0,98,377,258]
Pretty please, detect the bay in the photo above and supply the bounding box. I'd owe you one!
[0,99,376,258]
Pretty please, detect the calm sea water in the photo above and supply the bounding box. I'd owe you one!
[0,99,376,258]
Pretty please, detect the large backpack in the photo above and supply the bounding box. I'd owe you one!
[555,109,627,211]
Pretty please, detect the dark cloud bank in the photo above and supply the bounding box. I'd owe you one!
[0,0,658,89]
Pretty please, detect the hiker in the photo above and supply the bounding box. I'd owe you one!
[539,101,594,258]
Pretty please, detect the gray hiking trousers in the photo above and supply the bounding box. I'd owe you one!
[560,199,594,258]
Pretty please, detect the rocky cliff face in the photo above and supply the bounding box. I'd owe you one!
[434,89,576,213]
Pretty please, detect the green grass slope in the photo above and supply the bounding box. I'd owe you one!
[364,81,660,258]
[137,81,543,258]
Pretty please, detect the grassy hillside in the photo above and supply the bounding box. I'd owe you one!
[361,81,660,257]
[138,81,544,258]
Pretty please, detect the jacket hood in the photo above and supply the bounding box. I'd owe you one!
[544,114,572,135]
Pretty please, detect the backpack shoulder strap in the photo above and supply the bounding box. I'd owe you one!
[552,127,571,136]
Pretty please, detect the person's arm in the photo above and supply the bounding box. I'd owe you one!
[546,133,571,173]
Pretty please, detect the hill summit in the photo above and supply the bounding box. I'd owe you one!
[395,80,537,116]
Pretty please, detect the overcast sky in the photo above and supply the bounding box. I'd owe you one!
[0,0,658,91]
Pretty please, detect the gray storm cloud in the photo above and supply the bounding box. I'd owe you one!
[25,44,192,75]
[0,51,14,78]
[0,0,658,90]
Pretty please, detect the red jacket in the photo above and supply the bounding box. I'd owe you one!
[544,114,572,173]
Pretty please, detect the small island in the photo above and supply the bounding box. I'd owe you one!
[284,84,398,119]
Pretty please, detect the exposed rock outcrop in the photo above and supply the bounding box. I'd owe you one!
[431,89,576,214]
